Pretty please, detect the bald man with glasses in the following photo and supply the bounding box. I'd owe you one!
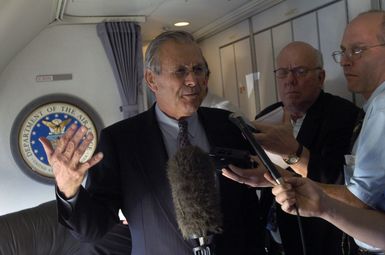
[253,41,360,255]
[317,11,385,254]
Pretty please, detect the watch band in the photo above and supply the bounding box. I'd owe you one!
[295,143,304,158]
[283,143,303,165]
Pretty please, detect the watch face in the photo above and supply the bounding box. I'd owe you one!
[11,95,103,184]
[284,155,300,165]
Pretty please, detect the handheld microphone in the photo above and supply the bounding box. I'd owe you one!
[167,146,223,255]
[228,113,284,184]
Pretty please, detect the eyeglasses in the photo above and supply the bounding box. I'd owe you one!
[273,66,321,79]
[332,43,385,63]
[166,65,208,79]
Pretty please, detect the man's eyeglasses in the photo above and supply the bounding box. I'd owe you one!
[168,65,208,79]
[332,43,385,63]
[274,66,321,79]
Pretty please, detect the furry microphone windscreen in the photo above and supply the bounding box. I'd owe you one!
[167,146,223,240]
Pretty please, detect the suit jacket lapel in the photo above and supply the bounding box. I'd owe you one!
[197,108,215,148]
[297,91,324,147]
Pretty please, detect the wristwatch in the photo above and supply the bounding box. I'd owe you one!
[283,143,303,165]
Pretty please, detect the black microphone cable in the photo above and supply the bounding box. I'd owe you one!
[229,113,307,255]
[295,205,307,255]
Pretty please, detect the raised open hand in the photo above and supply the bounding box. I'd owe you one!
[39,123,103,198]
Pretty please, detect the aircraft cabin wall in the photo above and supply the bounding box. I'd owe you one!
[0,0,382,215]
[199,0,376,120]
[0,24,124,215]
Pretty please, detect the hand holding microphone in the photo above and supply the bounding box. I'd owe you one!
[272,177,326,217]
[228,113,284,184]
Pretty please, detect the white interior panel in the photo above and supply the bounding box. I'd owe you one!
[272,21,293,67]
[347,0,372,20]
[252,0,337,33]
[293,12,319,48]
[234,38,257,119]
[0,0,58,77]
[318,1,353,102]
[63,0,251,42]
[220,45,240,108]
[200,40,223,97]
[199,19,250,48]
[64,0,162,15]
[199,20,250,97]
[271,22,292,102]
[254,30,277,111]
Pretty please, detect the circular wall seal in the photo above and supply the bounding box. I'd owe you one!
[10,94,103,184]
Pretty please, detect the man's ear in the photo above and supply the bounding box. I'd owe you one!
[318,69,326,85]
[145,69,157,93]
[317,69,325,89]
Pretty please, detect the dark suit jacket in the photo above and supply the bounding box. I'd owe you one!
[58,105,266,255]
[257,91,359,255]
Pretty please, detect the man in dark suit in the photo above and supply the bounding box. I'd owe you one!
[227,41,359,255]
[40,31,265,255]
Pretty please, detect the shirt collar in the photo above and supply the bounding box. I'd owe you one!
[291,114,306,138]
[155,104,199,139]
[363,81,385,112]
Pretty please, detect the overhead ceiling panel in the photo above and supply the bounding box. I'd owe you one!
[150,0,250,31]
[64,0,163,16]
[0,0,60,74]
[58,0,282,43]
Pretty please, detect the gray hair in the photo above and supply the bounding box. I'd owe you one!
[145,30,197,74]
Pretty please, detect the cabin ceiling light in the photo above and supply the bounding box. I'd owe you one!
[174,21,190,27]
